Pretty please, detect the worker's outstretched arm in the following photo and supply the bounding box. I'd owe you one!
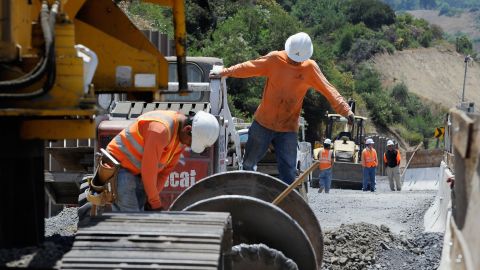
[220,53,271,78]
[310,63,353,117]
[141,122,169,210]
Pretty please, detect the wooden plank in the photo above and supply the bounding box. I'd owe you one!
[451,109,474,158]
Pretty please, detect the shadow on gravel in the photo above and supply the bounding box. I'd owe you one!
[0,235,74,269]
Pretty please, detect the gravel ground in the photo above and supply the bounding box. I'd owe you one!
[309,176,443,270]
[0,177,443,269]
[0,208,77,269]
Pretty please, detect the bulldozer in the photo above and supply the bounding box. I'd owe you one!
[323,103,367,188]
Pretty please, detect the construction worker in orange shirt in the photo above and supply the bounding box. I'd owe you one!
[384,140,402,191]
[211,32,354,184]
[362,138,378,192]
[106,110,220,211]
[317,139,334,193]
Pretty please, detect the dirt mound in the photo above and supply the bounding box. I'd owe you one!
[322,222,443,270]
[371,45,480,109]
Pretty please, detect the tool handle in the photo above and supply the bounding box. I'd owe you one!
[273,161,320,205]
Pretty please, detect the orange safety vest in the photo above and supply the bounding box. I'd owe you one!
[362,148,378,168]
[107,110,181,175]
[318,148,333,171]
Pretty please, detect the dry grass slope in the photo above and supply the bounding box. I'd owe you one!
[371,44,480,109]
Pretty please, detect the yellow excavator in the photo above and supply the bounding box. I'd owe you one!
[0,0,188,247]
[1,1,324,269]
[324,100,367,188]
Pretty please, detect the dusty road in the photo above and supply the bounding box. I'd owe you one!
[309,176,435,234]
[308,176,443,270]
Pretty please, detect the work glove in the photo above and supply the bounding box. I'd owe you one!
[145,202,164,212]
[347,113,355,125]
[209,65,223,79]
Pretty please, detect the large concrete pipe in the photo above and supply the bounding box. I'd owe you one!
[170,171,323,269]
[183,195,316,270]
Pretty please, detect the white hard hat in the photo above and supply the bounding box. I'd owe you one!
[285,32,313,63]
[387,140,394,146]
[190,111,220,153]
[366,138,374,145]
[324,138,332,145]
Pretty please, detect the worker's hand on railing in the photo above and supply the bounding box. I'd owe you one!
[347,113,355,125]
[209,65,223,79]
[209,71,221,79]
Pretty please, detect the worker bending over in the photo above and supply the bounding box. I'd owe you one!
[107,110,219,211]
[211,32,354,184]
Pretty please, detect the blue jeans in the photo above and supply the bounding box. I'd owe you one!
[363,167,376,191]
[319,168,332,193]
[243,121,297,184]
[112,168,146,212]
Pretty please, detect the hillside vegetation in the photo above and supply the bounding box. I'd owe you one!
[124,0,452,146]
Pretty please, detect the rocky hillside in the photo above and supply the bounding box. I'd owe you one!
[371,44,480,109]
[408,9,480,52]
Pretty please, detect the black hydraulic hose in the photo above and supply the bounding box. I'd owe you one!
[0,1,58,99]
[0,2,50,92]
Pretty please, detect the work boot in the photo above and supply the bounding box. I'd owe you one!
[318,187,324,193]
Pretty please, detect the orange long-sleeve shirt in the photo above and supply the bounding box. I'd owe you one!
[140,122,184,209]
[221,50,352,132]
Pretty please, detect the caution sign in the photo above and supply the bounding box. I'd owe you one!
[434,127,445,138]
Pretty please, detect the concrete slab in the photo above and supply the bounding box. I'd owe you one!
[402,167,441,191]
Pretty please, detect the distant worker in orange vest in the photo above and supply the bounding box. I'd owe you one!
[107,110,220,212]
[361,138,378,192]
[384,140,402,191]
[317,138,334,193]
[210,32,354,185]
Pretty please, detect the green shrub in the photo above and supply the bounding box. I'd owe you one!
[456,35,474,55]
[391,83,409,105]
[419,30,433,47]
[393,124,423,145]
[354,65,382,93]
[346,0,395,29]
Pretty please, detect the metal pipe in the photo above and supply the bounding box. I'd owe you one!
[1,0,11,43]
[0,0,57,98]
[461,55,472,102]
[172,0,188,92]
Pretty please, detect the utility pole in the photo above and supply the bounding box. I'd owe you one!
[462,55,472,102]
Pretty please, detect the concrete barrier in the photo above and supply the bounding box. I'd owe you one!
[402,167,440,191]
[423,161,452,233]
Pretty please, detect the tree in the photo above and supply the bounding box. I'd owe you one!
[456,35,473,55]
[346,0,395,29]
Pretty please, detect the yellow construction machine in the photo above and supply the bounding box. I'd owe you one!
[1,1,324,269]
[324,103,367,188]
[0,0,187,247]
